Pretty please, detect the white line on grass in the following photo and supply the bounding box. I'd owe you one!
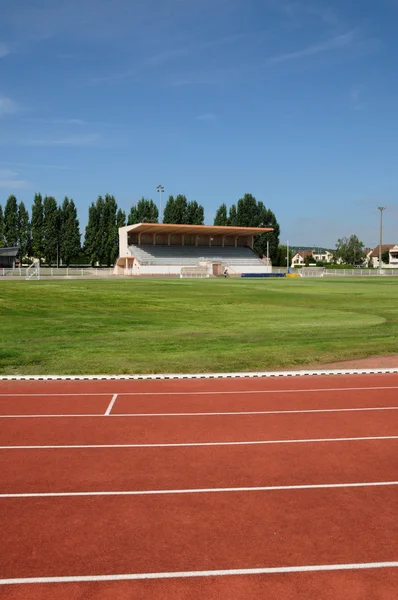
[1,561,397,585]
[1,385,398,398]
[1,435,398,450]
[1,481,397,499]
[1,406,398,419]
[104,394,118,416]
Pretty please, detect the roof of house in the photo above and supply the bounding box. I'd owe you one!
[369,244,396,257]
[0,246,19,257]
[120,223,273,237]
[294,250,314,258]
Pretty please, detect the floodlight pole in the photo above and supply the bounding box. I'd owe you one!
[157,185,164,222]
[378,206,386,274]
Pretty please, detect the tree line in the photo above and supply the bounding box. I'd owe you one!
[0,192,280,265]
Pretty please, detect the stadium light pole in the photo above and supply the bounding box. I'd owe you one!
[157,185,164,223]
[378,206,386,273]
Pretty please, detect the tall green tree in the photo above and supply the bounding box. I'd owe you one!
[163,194,204,224]
[102,194,118,266]
[4,195,19,247]
[60,197,81,266]
[43,196,60,265]
[163,195,176,223]
[213,203,228,226]
[228,204,237,226]
[253,202,280,262]
[335,235,364,265]
[18,202,31,260]
[117,208,126,229]
[0,204,4,247]
[84,199,102,266]
[186,200,204,225]
[127,198,158,225]
[31,193,45,259]
[213,194,280,262]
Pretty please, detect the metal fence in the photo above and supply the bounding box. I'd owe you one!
[271,267,398,277]
[1,267,115,278]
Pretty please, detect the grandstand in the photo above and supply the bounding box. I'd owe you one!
[114,223,273,276]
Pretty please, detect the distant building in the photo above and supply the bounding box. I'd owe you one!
[366,244,396,268]
[291,249,334,267]
[0,247,19,270]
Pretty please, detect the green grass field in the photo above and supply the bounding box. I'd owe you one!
[0,278,397,375]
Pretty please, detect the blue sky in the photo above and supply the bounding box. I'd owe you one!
[1,0,397,248]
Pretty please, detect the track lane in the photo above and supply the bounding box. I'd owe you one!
[112,388,398,414]
[0,410,396,446]
[2,568,397,600]
[0,487,397,579]
[1,439,397,494]
[0,395,111,416]
[1,373,398,396]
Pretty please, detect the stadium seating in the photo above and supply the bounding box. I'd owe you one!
[128,244,264,267]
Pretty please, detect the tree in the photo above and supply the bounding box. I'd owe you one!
[213,203,228,226]
[4,195,19,247]
[304,253,316,267]
[0,204,4,247]
[84,199,102,266]
[117,208,126,229]
[60,197,81,266]
[274,245,291,267]
[43,196,60,265]
[253,202,280,262]
[18,202,31,260]
[172,194,188,223]
[228,204,238,226]
[128,198,158,225]
[335,235,364,265]
[31,193,45,259]
[102,194,118,266]
[214,194,280,263]
[381,250,390,265]
[163,194,204,224]
[186,200,204,225]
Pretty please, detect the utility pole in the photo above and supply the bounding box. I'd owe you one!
[157,185,164,223]
[287,240,290,273]
[378,206,386,273]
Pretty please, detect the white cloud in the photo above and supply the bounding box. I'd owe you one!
[0,161,69,170]
[0,42,10,58]
[26,133,101,147]
[23,117,86,125]
[267,30,356,64]
[0,169,29,189]
[0,96,19,116]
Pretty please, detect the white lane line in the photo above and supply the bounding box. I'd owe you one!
[1,435,398,450]
[1,561,397,585]
[1,385,398,397]
[1,407,398,419]
[104,394,118,416]
[1,481,397,499]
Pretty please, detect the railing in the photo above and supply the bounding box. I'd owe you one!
[2,267,116,278]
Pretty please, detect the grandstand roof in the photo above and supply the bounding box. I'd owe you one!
[123,223,273,236]
[0,246,19,257]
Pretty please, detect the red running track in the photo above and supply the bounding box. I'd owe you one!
[0,373,398,599]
